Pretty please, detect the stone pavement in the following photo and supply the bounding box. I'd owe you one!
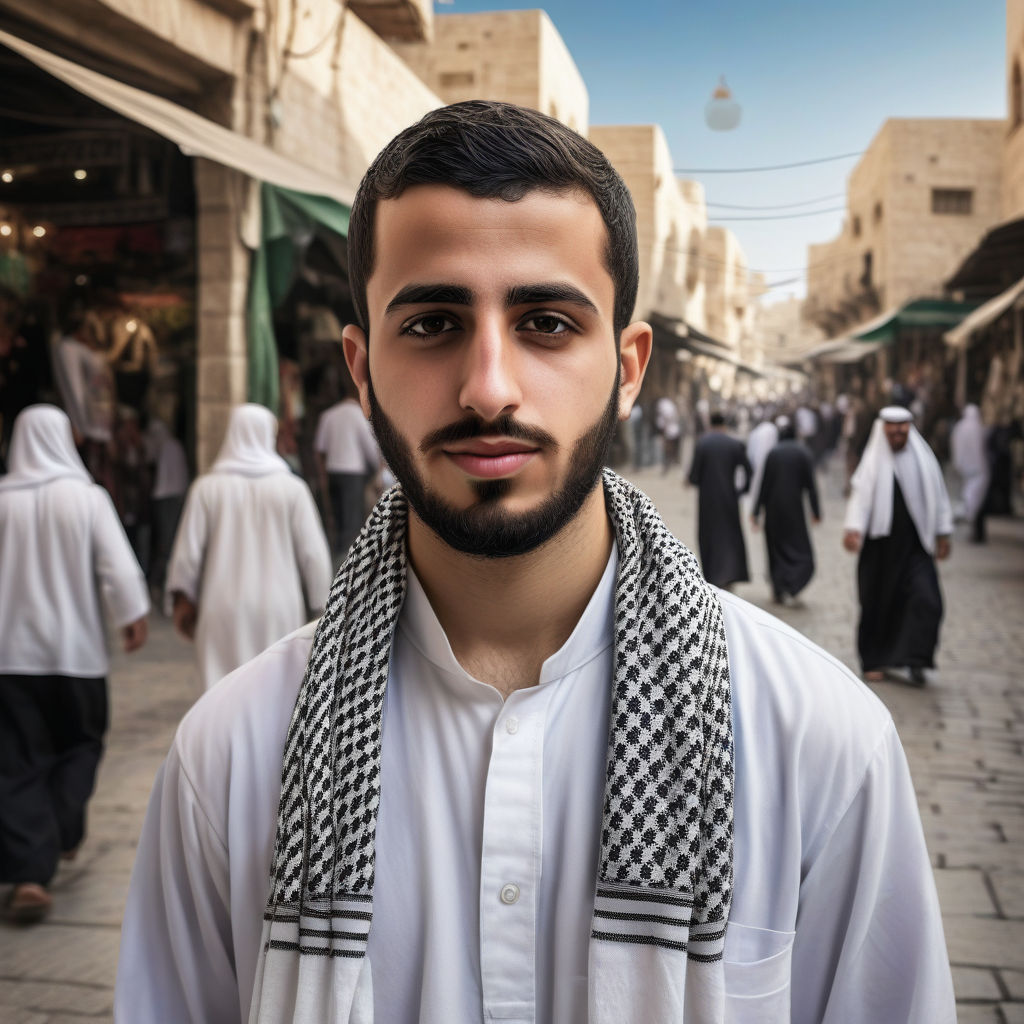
[1,456,1022,1022]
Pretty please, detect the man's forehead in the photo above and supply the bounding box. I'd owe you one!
[367,184,613,310]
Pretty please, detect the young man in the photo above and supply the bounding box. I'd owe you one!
[0,405,149,923]
[166,404,332,690]
[844,405,953,685]
[116,103,954,1023]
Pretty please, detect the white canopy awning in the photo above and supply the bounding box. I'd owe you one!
[0,28,356,207]
[944,275,1024,349]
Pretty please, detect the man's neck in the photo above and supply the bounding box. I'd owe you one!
[407,485,614,698]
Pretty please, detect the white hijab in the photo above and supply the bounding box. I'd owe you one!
[845,415,947,554]
[0,405,91,492]
[210,404,291,477]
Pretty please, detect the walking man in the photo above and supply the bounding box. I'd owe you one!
[687,410,752,589]
[744,412,779,517]
[166,404,332,689]
[950,403,990,543]
[844,406,953,685]
[118,102,954,1023]
[0,405,149,923]
[752,417,820,606]
[314,382,382,557]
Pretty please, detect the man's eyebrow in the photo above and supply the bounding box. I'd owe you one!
[505,283,599,315]
[384,283,474,315]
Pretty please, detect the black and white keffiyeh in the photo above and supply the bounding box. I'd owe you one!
[250,469,733,1023]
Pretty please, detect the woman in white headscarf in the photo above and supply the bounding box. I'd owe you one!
[949,404,990,543]
[166,404,332,690]
[0,405,149,922]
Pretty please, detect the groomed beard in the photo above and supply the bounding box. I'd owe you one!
[367,372,620,559]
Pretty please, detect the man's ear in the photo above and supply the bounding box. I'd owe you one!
[342,324,372,418]
[617,320,653,419]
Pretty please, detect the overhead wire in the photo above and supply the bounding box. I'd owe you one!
[674,151,863,174]
[709,205,846,222]
[705,193,845,211]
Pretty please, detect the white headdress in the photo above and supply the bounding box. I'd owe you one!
[0,405,91,492]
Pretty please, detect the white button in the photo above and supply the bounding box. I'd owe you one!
[505,716,519,735]
[500,883,520,905]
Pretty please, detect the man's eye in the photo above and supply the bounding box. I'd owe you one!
[404,314,456,336]
[521,315,570,335]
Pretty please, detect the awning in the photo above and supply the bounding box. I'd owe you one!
[0,28,357,206]
[648,312,732,353]
[819,340,886,364]
[944,274,1024,349]
[851,298,977,343]
[800,297,978,361]
[946,216,1024,298]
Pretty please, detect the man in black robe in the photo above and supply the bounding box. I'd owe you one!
[752,418,820,605]
[687,411,751,589]
[843,407,953,686]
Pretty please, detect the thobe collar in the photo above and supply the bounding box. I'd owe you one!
[398,545,618,695]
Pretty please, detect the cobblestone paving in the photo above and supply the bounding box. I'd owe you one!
[1,455,1021,1021]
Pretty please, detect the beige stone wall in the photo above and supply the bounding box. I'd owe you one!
[704,226,749,350]
[1005,0,1024,220]
[269,5,441,197]
[391,9,588,133]
[588,125,709,333]
[754,296,825,366]
[805,118,1004,337]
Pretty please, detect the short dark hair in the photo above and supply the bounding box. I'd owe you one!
[347,101,639,339]
[709,411,727,427]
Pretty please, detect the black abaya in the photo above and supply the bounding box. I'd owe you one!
[754,440,820,599]
[688,431,751,588]
[856,482,943,672]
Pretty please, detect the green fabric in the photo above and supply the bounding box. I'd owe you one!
[853,298,979,344]
[247,184,351,411]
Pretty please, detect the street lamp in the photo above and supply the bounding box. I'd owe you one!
[705,77,741,131]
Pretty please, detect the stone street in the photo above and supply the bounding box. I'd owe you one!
[1,454,1022,1022]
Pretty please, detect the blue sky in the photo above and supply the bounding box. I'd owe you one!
[434,0,1006,301]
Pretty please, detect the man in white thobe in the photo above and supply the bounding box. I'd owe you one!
[166,404,332,689]
[950,403,990,543]
[743,414,779,516]
[117,103,955,1024]
[0,405,149,923]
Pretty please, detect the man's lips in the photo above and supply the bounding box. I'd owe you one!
[442,440,540,479]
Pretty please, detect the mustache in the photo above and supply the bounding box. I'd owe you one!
[419,415,558,454]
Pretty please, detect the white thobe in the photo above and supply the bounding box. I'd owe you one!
[117,556,955,1023]
[165,472,332,689]
[745,421,779,513]
[0,478,149,676]
[950,414,990,521]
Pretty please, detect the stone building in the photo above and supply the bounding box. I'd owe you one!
[0,0,441,467]
[804,118,1004,339]
[1005,0,1024,220]
[392,8,588,134]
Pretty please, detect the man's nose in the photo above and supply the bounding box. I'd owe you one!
[457,318,522,422]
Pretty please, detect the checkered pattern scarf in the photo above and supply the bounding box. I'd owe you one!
[250,470,733,1023]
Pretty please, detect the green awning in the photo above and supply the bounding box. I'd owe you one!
[851,298,979,344]
[247,184,351,411]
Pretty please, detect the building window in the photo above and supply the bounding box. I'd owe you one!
[852,215,862,238]
[1014,60,1023,128]
[861,250,874,288]
[931,188,974,215]
[874,201,883,223]
[440,71,475,88]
